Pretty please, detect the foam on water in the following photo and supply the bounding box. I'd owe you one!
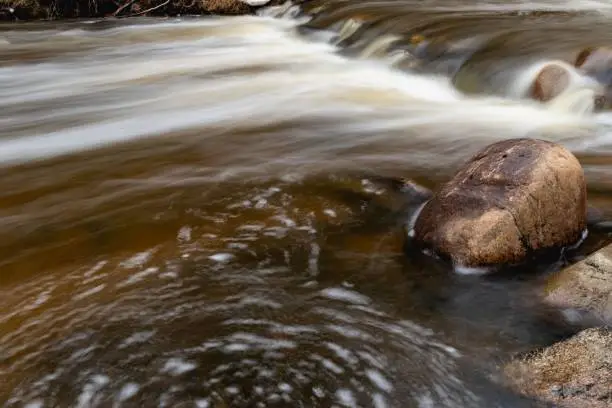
[454,265,495,276]
[0,13,603,179]
[161,358,198,376]
[116,383,140,402]
[320,287,371,305]
[1,220,482,406]
[508,60,604,111]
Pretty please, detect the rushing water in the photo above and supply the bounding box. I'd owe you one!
[2,1,612,407]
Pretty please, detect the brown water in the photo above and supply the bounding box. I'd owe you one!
[2,2,612,407]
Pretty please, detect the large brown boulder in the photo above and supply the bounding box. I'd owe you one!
[411,138,587,270]
[504,328,612,408]
[544,243,612,325]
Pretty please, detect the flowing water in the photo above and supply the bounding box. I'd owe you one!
[3,1,612,407]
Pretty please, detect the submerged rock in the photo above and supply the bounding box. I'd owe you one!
[504,328,612,408]
[531,62,572,102]
[574,47,612,108]
[575,47,612,80]
[411,138,587,270]
[544,243,612,325]
[525,61,605,113]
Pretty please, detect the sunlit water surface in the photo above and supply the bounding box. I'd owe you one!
[2,1,612,407]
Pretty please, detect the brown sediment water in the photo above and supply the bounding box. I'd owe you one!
[2,2,612,407]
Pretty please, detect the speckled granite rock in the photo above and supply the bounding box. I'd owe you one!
[505,328,612,408]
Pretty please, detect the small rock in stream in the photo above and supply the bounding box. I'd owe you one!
[574,47,612,109]
[531,62,573,102]
[528,60,605,112]
[575,47,612,84]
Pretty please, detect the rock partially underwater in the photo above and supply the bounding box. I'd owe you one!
[503,243,612,407]
[517,60,605,113]
[522,46,612,112]
[410,138,587,272]
[544,243,612,326]
[575,47,612,106]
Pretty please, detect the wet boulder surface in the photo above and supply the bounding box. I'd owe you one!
[411,138,587,271]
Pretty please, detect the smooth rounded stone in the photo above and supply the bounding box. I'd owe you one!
[411,138,587,270]
[544,243,612,325]
[526,61,605,112]
[504,328,612,408]
[531,63,572,102]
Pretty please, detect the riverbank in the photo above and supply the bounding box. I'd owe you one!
[0,0,279,20]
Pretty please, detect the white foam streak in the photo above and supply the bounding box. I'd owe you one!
[0,16,600,177]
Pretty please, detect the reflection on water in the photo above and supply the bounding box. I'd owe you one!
[2,1,612,407]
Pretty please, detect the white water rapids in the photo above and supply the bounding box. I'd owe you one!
[1,6,611,181]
